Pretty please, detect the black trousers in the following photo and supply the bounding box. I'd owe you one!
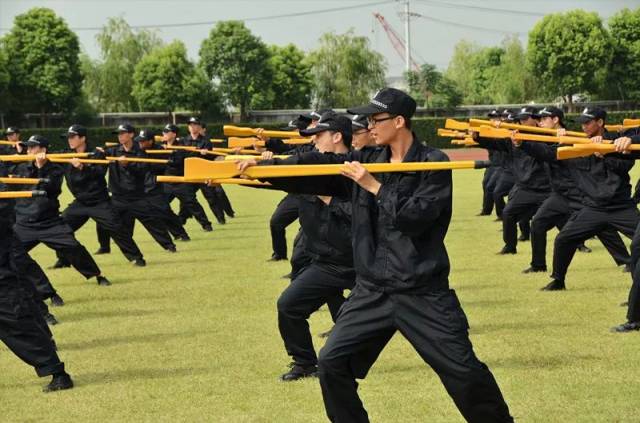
[10,231,57,301]
[165,183,211,228]
[492,169,514,219]
[200,185,234,224]
[317,285,513,423]
[110,196,175,251]
[502,187,548,251]
[13,222,101,280]
[277,263,354,367]
[270,194,299,259]
[290,229,312,280]
[530,194,630,269]
[60,200,144,262]
[481,166,499,215]
[147,194,188,239]
[626,220,640,322]
[0,285,64,377]
[552,206,639,283]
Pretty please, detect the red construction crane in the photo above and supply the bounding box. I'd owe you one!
[373,12,419,71]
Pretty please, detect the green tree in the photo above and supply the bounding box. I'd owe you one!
[444,40,479,103]
[2,7,82,126]
[258,44,312,109]
[487,36,536,104]
[605,8,640,101]
[199,21,271,119]
[0,46,11,118]
[307,30,386,108]
[467,47,504,104]
[406,63,442,107]
[132,41,194,111]
[182,67,226,121]
[527,10,612,105]
[83,17,162,112]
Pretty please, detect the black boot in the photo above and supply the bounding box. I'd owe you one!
[611,321,640,333]
[280,364,318,382]
[43,372,74,392]
[49,259,71,269]
[541,279,565,291]
[96,276,112,286]
[522,266,547,274]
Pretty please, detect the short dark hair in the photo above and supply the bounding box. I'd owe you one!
[330,130,352,149]
[403,116,412,130]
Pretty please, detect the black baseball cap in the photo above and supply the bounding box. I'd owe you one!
[487,109,501,118]
[5,126,19,135]
[347,88,417,119]
[283,116,311,131]
[539,106,564,120]
[351,114,369,132]
[300,111,352,139]
[187,117,202,125]
[134,129,156,143]
[516,106,541,121]
[62,124,87,139]
[501,109,514,119]
[21,135,49,148]
[576,107,607,124]
[162,124,179,134]
[112,123,135,134]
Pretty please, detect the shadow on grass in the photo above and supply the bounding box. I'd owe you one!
[488,353,600,370]
[59,308,162,323]
[76,366,212,387]
[68,294,166,305]
[470,320,577,334]
[60,330,207,351]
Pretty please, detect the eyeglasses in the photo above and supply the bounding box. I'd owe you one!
[367,115,397,127]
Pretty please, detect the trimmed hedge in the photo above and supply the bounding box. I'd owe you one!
[9,110,640,152]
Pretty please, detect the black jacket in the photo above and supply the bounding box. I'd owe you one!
[521,132,635,210]
[12,160,64,227]
[265,138,315,155]
[262,136,452,294]
[475,136,550,192]
[104,143,148,200]
[64,148,110,205]
[161,139,190,177]
[519,142,583,202]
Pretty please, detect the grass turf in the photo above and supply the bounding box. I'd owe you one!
[1,166,640,422]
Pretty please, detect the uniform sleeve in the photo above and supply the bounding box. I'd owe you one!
[473,135,511,152]
[603,154,635,173]
[38,163,64,198]
[519,141,558,162]
[375,164,452,237]
[260,151,356,197]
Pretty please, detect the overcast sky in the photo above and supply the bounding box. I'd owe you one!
[1,0,637,77]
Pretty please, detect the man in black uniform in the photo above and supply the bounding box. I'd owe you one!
[52,125,147,269]
[264,113,355,381]
[181,117,227,227]
[103,124,177,253]
[11,135,111,287]
[474,106,550,254]
[518,107,629,274]
[478,109,503,216]
[536,108,639,291]
[611,132,640,332]
[350,114,375,150]
[0,206,73,392]
[136,129,190,242]
[201,122,235,221]
[0,154,60,322]
[262,113,319,262]
[239,88,513,422]
[161,124,212,231]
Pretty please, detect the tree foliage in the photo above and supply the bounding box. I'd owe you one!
[406,64,462,108]
[2,7,82,122]
[605,8,640,101]
[199,21,271,119]
[527,10,612,103]
[307,30,386,108]
[82,17,162,112]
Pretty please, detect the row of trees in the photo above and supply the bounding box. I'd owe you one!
[407,8,640,108]
[0,8,387,123]
[1,7,638,124]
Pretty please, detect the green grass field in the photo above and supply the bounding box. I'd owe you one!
[2,165,640,422]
